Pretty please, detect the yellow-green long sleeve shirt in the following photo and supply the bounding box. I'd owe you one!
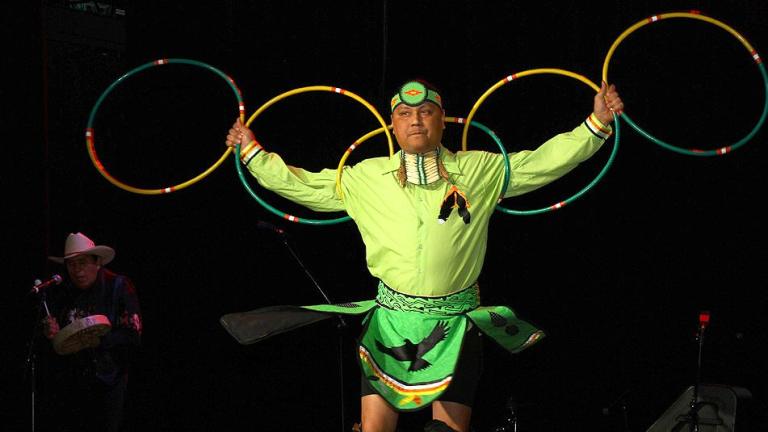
[245,119,609,297]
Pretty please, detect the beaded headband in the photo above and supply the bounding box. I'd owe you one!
[390,81,442,112]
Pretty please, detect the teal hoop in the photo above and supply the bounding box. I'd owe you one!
[602,12,768,156]
[620,65,767,155]
[497,113,620,215]
[234,143,350,225]
[86,58,244,194]
[465,69,621,216]
[446,118,512,207]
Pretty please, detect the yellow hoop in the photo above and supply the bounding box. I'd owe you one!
[246,85,393,157]
[462,68,600,151]
[602,11,759,84]
[334,125,393,199]
[244,85,394,207]
[86,58,244,194]
[601,11,766,156]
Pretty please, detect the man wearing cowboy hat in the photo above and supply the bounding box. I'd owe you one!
[38,232,142,432]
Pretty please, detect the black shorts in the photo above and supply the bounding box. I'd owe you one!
[360,328,484,407]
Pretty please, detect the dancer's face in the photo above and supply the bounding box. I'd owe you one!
[391,102,445,154]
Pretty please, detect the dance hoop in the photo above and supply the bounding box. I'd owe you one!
[463,69,620,215]
[237,86,393,225]
[602,11,768,156]
[335,116,511,201]
[86,58,244,194]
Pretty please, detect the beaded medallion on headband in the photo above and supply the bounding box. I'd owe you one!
[390,81,443,112]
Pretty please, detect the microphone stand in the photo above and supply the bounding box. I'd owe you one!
[602,388,632,432]
[691,319,706,431]
[25,290,51,432]
[672,311,720,432]
[492,395,518,432]
[276,232,348,432]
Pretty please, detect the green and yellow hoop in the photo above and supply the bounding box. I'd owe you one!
[86,58,244,194]
[236,85,393,225]
[602,11,768,156]
[462,68,620,215]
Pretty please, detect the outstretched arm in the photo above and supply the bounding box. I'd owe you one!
[500,83,624,198]
[224,118,344,212]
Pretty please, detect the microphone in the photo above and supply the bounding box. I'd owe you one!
[256,220,286,236]
[699,310,711,331]
[30,274,63,294]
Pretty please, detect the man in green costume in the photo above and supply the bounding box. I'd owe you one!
[223,79,623,431]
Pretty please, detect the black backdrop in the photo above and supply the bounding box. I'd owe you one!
[5,0,768,431]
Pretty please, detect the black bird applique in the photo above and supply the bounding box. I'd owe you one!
[375,321,450,372]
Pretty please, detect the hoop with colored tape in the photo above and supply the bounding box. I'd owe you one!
[86,58,244,194]
[602,11,768,156]
[335,116,511,202]
[237,86,393,225]
[462,69,620,215]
